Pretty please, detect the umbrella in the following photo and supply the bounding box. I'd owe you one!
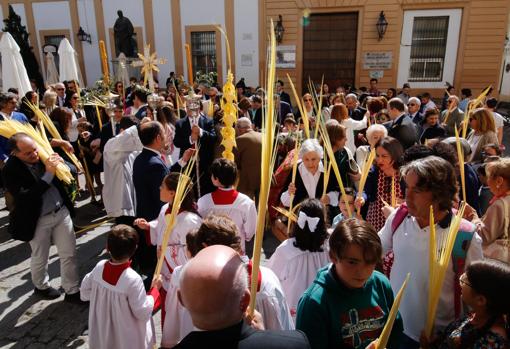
[115,53,130,87]
[0,32,31,95]
[58,38,80,84]
[45,52,59,85]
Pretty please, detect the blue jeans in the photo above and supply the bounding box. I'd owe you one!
[399,334,420,349]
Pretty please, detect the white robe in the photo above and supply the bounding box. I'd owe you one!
[266,237,330,319]
[161,264,294,347]
[149,204,202,290]
[197,188,257,253]
[80,260,156,349]
[102,125,143,217]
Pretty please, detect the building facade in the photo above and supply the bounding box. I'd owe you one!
[1,0,509,100]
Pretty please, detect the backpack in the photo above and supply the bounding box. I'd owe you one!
[382,203,475,317]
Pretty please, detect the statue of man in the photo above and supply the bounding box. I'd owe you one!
[113,10,136,57]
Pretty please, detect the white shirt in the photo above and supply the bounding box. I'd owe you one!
[0,111,12,120]
[341,117,367,154]
[492,111,504,130]
[266,237,330,320]
[280,162,339,207]
[378,209,483,341]
[102,126,143,218]
[197,188,257,253]
[467,133,482,162]
[80,260,156,349]
[424,100,437,111]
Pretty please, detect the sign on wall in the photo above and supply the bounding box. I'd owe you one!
[363,52,393,70]
[268,45,296,68]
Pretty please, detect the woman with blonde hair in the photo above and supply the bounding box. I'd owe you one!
[466,108,498,163]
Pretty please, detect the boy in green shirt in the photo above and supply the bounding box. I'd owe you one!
[296,219,403,349]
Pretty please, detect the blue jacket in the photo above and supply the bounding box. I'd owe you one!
[0,112,29,161]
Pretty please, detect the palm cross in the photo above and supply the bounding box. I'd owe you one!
[132,44,167,92]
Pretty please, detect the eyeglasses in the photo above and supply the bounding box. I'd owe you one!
[459,274,472,288]
[304,99,312,102]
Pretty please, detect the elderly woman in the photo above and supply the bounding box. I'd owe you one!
[280,138,338,208]
[355,124,388,168]
[419,107,446,144]
[467,108,498,163]
[468,158,510,260]
[357,136,404,231]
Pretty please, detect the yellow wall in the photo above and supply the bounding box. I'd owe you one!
[262,0,510,99]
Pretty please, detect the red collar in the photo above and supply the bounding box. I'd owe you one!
[489,193,509,205]
[247,260,262,292]
[102,260,131,286]
[211,188,239,205]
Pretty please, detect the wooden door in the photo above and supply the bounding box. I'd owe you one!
[302,12,358,93]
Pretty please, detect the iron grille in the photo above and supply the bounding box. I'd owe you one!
[408,16,449,82]
[190,31,217,76]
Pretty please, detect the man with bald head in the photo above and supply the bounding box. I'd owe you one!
[234,117,262,201]
[175,245,310,348]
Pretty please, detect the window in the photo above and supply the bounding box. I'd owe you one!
[191,31,217,76]
[397,9,462,88]
[409,16,449,82]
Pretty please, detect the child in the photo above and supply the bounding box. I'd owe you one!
[296,218,403,349]
[267,199,330,320]
[80,224,162,349]
[197,158,257,253]
[161,215,293,347]
[134,173,201,324]
[421,260,510,348]
[331,187,363,228]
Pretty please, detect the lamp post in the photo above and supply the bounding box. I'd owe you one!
[376,11,388,41]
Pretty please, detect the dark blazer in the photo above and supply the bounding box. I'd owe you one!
[132,148,169,220]
[419,124,446,144]
[279,91,291,105]
[277,101,293,124]
[99,121,121,152]
[174,115,217,195]
[385,115,418,149]
[134,105,148,120]
[251,108,263,130]
[173,321,310,349]
[349,107,367,121]
[409,112,424,125]
[3,156,74,241]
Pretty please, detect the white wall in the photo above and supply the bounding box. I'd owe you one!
[102,0,145,61]
[33,1,73,77]
[77,0,101,86]
[234,0,259,87]
[153,0,174,85]
[180,0,226,83]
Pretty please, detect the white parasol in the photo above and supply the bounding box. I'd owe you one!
[58,38,80,84]
[0,32,32,95]
[45,52,59,85]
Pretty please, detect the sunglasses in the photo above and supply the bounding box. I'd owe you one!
[72,96,79,100]
[304,98,312,102]
[56,88,64,91]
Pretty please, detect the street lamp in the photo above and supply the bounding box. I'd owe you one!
[275,15,285,44]
[376,11,388,41]
[77,26,92,44]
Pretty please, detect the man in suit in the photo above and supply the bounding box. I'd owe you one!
[250,95,263,130]
[385,98,418,149]
[276,94,292,125]
[234,118,262,202]
[276,80,291,105]
[3,133,81,302]
[345,93,367,121]
[440,95,465,137]
[174,99,217,198]
[54,82,66,107]
[131,89,148,120]
[175,245,311,349]
[133,121,192,281]
[407,97,423,125]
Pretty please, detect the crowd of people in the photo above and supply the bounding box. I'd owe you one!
[1,74,510,349]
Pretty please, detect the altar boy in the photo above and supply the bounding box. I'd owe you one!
[197,158,257,254]
[80,225,162,349]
